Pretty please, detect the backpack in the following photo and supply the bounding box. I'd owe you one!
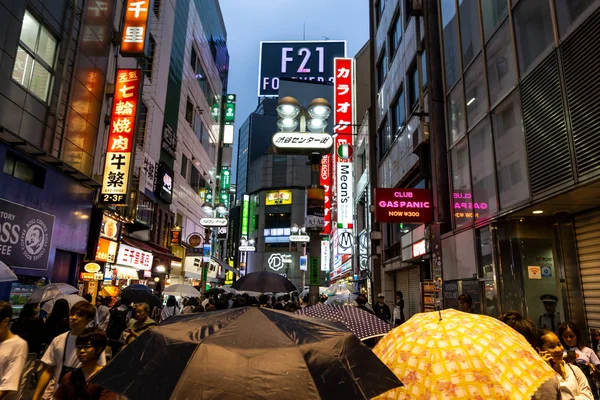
[106,307,130,340]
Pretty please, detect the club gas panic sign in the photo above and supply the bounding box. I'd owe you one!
[374,188,433,223]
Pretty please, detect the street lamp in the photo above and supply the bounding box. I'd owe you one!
[201,202,214,213]
[248,238,255,246]
[216,202,228,215]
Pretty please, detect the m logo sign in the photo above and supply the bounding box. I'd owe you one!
[338,229,353,255]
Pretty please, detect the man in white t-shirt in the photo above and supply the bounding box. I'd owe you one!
[32,300,106,400]
[0,301,28,400]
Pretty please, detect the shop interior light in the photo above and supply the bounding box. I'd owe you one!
[276,96,301,119]
[308,98,331,120]
[532,210,544,214]
[156,265,166,272]
[277,117,298,132]
[307,117,327,132]
[201,202,214,213]
[216,202,228,214]
[154,277,160,282]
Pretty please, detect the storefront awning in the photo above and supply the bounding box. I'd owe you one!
[122,236,182,262]
[211,257,239,275]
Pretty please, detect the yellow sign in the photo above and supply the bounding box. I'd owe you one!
[84,263,101,273]
[265,190,292,205]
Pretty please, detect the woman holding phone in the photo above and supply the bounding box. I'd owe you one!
[559,322,600,399]
[538,329,594,399]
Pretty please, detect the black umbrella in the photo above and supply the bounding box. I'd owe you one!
[121,286,161,309]
[92,307,402,400]
[231,271,297,293]
[296,303,391,340]
[204,287,225,296]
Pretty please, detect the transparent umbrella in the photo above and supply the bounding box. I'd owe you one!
[28,283,79,304]
[325,282,358,296]
[41,293,87,314]
[0,260,17,282]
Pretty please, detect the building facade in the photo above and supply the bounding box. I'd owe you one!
[435,0,600,332]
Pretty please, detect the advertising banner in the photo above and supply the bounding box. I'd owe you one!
[120,0,150,55]
[0,199,55,271]
[258,41,346,96]
[321,238,330,271]
[265,190,292,206]
[155,162,174,204]
[241,195,249,236]
[374,188,433,223]
[100,69,141,205]
[96,238,118,263]
[116,244,153,270]
[320,154,332,234]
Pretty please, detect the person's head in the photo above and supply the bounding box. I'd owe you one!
[592,329,600,344]
[69,301,96,335]
[302,295,309,304]
[377,293,385,304]
[208,298,215,305]
[0,301,12,338]
[538,329,564,363]
[49,298,70,320]
[259,294,268,305]
[396,291,403,301]
[498,312,538,348]
[285,302,299,313]
[121,297,132,307]
[283,294,290,302]
[83,293,93,303]
[19,302,39,320]
[356,294,368,306]
[187,298,199,307]
[134,303,150,321]
[558,322,585,350]
[226,293,233,300]
[75,328,107,364]
[195,304,205,312]
[166,296,177,307]
[319,295,328,304]
[541,294,558,314]
[458,294,472,312]
[233,297,248,308]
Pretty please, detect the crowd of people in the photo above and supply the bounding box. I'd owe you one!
[2,288,600,399]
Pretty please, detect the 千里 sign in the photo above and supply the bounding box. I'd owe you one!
[258,41,346,96]
[121,0,150,56]
[116,244,153,270]
[100,69,141,205]
[0,199,55,271]
[374,188,433,223]
[272,132,333,154]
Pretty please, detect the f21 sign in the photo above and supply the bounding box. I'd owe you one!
[374,188,433,223]
[258,41,346,97]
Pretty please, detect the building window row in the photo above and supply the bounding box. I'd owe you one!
[191,46,216,106]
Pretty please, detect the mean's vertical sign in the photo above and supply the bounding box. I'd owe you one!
[334,58,354,231]
[121,0,150,56]
[100,69,142,205]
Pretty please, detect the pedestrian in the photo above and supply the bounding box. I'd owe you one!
[182,298,198,314]
[160,296,180,322]
[0,301,28,400]
[591,329,600,355]
[559,322,600,399]
[54,328,117,400]
[538,329,594,399]
[43,299,70,346]
[498,311,560,399]
[33,301,106,400]
[205,298,216,312]
[458,293,473,313]
[11,302,44,395]
[227,293,234,309]
[121,303,157,345]
[105,298,132,355]
[393,291,405,327]
[95,297,110,331]
[539,294,561,333]
[373,293,391,322]
[355,294,375,315]
[258,295,271,308]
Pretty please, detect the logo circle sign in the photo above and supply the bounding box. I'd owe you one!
[268,254,285,271]
[337,144,353,160]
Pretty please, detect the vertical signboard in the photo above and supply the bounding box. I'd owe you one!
[120,0,150,56]
[100,69,141,205]
[334,58,354,230]
[221,167,231,190]
[321,238,330,272]
[321,154,332,234]
[241,194,249,237]
[309,258,320,285]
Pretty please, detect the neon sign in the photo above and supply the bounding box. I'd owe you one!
[374,188,434,223]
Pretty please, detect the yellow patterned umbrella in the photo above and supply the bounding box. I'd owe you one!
[373,309,555,400]
[100,285,121,297]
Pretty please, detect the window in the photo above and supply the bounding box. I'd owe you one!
[144,35,156,79]
[422,51,428,90]
[447,82,466,146]
[468,117,497,220]
[136,102,148,149]
[491,91,530,208]
[451,138,473,228]
[376,51,388,89]
[514,0,554,75]
[185,98,194,126]
[405,0,412,23]
[392,90,406,136]
[440,0,460,91]
[378,118,391,159]
[408,62,419,109]
[555,0,595,37]
[464,55,487,129]
[191,47,197,71]
[459,0,482,68]
[389,10,402,57]
[3,151,45,188]
[486,21,516,106]
[481,0,508,40]
[181,154,188,178]
[265,213,291,229]
[376,0,385,25]
[12,11,57,103]
[189,166,205,195]
[153,0,161,18]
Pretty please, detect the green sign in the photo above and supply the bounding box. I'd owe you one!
[219,190,229,208]
[310,258,320,286]
[205,190,213,204]
[226,94,236,103]
[224,103,235,124]
[211,103,219,122]
[221,167,231,190]
[241,195,249,236]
